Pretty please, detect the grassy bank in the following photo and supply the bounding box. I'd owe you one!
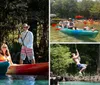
[50,20,100,42]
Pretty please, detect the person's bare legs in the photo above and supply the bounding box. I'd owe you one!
[79,65,87,74]
[79,67,86,73]
[20,59,23,64]
[31,59,35,64]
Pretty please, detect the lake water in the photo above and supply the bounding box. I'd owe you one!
[0,75,48,85]
[59,81,100,85]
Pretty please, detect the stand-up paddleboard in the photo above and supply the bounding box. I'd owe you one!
[7,62,48,75]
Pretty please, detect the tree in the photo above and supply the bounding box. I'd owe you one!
[50,44,73,75]
[77,0,94,18]
[90,2,100,19]
[97,45,100,74]
[51,44,99,75]
[51,0,77,18]
[0,0,49,63]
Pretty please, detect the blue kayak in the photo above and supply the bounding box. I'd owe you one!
[58,27,99,38]
[0,61,10,75]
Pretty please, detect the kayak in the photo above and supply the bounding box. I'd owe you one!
[57,26,99,38]
[0,61,10,75]
[0,61,48,75]
[7,62,48,75]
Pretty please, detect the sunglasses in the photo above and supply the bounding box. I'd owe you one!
[23,26,28,28]
[2,47,7,48]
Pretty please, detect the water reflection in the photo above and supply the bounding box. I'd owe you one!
[0,75,13,85]
[0,75,48,85]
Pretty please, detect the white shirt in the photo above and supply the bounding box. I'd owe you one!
[18,30,33,49]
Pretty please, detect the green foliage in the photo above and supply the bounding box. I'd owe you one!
[51,44,99,75]
[51,0,100,19]
[51,0,77,18]
[50,44,73,75]
[90,2,100,18]
[0,0,49,63]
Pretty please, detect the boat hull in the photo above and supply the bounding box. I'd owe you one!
[58,27,99,38]
[0,61,10,75]
[6,62,48,75]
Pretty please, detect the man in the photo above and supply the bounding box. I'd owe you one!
[72,49,87,75]
[67,18,75,29]
[18,23,35,64]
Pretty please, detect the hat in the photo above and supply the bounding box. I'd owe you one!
[69,18,72,20]
[23,23,30,29]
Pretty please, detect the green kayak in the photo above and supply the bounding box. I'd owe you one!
[58,26,99,38]
[0,61,10,75]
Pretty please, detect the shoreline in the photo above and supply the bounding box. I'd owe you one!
[50,75,100,85]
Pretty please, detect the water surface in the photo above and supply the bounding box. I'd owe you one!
[59,81,100,85]
[0,75,48,85]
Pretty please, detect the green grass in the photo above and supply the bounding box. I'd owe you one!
[50,21,100,42]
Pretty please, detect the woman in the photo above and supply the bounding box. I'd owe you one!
[0,43,13,75]
[0,43,13,65]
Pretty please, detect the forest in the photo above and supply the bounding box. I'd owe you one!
[51,0,100,19]
[0,0,48,63]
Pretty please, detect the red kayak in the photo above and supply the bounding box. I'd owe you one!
[7,62,48,75]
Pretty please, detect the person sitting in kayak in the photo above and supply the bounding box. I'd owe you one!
[71,49,87,75]
[67,18,75,29]
[83,26,97,32]
[0,43,13,65]
[58,20,69,28]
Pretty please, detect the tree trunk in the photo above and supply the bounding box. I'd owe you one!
[97,44,100,74]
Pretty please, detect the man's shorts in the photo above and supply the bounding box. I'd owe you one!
[77,64,87,69]
[21,46,35,60]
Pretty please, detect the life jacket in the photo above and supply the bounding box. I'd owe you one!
[69,22,74,26]
[0,55,7,62]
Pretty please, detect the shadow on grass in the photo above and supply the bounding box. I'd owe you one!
[67,34,96,42]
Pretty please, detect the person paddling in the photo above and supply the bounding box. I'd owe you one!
[71,49,87,75]
[18,23,35,64]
